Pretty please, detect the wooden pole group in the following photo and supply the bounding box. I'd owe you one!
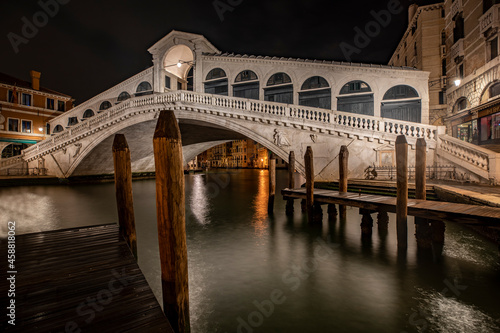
[153,111,191,333]
[112,134,137,259]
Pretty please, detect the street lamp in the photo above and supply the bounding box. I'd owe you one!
[454,79,461,87]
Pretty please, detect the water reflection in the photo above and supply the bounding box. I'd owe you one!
[251,169,268,238]
[189,175,210,225]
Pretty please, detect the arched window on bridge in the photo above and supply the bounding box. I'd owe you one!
[117,91,131,102]
[83,109,95,119]
[205,68,228,96]
[135,81,153,97]
[99,101,112,112]
[187,67,194,91]
[1,143,28,158]
[264,73,293,104]
[67,117,78,126]
[337,80,374,116]
[299,76,331,109]
[381,85,421,122]
[233,70,259,100]
[53,125,64,134]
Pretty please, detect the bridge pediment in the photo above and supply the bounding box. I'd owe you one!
[148,30,220,60]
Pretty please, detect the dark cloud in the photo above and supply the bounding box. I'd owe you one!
[0,0,440,104]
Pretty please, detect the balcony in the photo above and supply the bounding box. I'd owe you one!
[450,38,464,60]
[450,0,462,19]
[480,4,500,36]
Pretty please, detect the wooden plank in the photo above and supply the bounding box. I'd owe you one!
[281,188,500,226]
[4,224,173,333]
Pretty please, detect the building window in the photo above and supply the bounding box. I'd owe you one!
[489,82,500,98]
[414,42,418,57]
[165,76,171,89]
[57,100,65,111]
[264,73,293,104]
[233,70,259,100]
[490,37,498,61]
[453,13,464,43]
[484,0,500,13]
[136,81,153,96]
[8,90,17,103]
[442,59,447,76]
[441,31,446,45]
[454,97,468,113]
[83,109,95,119]
[439,91,447,105]
[1,143,28,158]
[8,118,19,132]
[46,123,50,135]
[99,101,112,111]
[299,76,331,109]
[47,98,55,110]
[187,67,194,91]
[21,93,31,106]
[405,57,408,66]
[205,68,228,96]
[21,120,32,133]
[458,63,464,79]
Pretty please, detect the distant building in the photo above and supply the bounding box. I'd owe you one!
[444,0,500,149]
[0,71,73,158]
[198,139,287,169]
[389,3,446,126]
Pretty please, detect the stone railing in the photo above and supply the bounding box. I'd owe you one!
[0,156,24,169]
[450,0,462,19]
[24,90,441,160]
[450,38,464,60]
[437,134,500,181]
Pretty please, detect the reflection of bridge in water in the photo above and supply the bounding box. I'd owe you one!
[2,31,499,183]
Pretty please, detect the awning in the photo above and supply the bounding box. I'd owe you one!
[0,138,38,144]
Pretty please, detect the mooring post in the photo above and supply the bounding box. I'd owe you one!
[339,145,349,193]
[328,204,338,221]
[112,134,137,260]
[305,146,314,223]
[268,157,276,214]
[153,111,190,333]
[396,135,408,249]
[415,138,432,249]
[286,151,295,215]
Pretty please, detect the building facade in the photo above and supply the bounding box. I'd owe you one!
[444,0,500,149]
[0,71,73,158]
[388,3,447,126]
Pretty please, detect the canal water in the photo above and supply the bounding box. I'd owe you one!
[1,169,500,332]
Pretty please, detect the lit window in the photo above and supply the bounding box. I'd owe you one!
[21,120,32,133]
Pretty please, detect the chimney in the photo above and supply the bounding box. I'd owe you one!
[408,4,418,26]
[30,70,41,91]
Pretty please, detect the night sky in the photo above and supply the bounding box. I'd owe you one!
[1,0,439,104]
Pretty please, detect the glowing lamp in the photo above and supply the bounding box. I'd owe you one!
[454,79,461,87]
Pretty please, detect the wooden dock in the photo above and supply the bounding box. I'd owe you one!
[3,224,173,333]
[282,188,500,227]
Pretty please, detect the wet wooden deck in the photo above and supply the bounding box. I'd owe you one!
[282,188,500,227]
[3,224,173,333]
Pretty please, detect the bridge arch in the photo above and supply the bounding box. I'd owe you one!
[66,108,301,178]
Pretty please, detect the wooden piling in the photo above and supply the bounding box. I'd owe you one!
[360,209,373,235]
[415,138,432,248]
[339,145,349,193]
[328,204,338,221]
[286,151,295,215]
[415,138,427,200]
[268,158,276,214]
[396,135,408,248]
[153,111,190,333]
[112,134,137,260]
[305,146,314,223]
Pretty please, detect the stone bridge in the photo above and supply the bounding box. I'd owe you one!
[5,90,496,183]
[2,30,500,183]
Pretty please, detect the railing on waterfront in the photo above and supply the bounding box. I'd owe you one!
[365,165,459,181]
[0,167,47,176]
